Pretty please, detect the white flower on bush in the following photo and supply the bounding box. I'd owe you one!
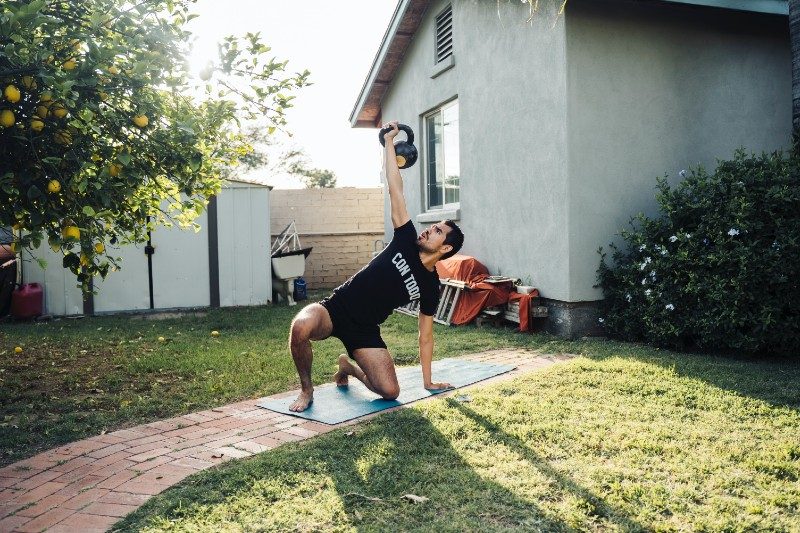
[641,278,648,285]
[665,304,675,311]
[772,241,780,249]
[669,235,678,243]
[679,169,687,178]
[644,289,652,297]
[639,244,646,252]
[649,270,657,280]
[639,257,652,270]
[660,246,668,256]
[685,233,692,239]
[728,228,740,236]
[598,317,605,324]
[625,293,632,302]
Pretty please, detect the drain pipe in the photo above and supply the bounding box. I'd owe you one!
[145,216,155,309]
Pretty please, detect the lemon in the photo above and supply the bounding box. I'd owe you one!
[54,129,72,145]
[31,119,44,132]
[63,58,77,70]
[40,91,52,102]
[211,330,220,337]
[62,225,80,241]
[132,115,149,128]
[109,163,121,177]
[10,242,18,253]
[0,109,15,128]
[51,103,67,119]
[158,336,166,342]
[14,346,22,354]
[35,105,49,119]
[47,179,61,193]
[108,65,119,75]
[21,76,36,90]
[80,253,89,266]
[12,222,23,231]
[94,242,104,254]
[4,85,20,103]
[98,91,108,101]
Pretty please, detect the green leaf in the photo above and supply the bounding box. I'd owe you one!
[27,185,42,199]
[82,206,96,217]
[117,151,131,166]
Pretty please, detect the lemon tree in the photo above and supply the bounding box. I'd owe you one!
[0,0,309,291]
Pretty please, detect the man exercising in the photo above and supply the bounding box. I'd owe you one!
[287,121,465,412]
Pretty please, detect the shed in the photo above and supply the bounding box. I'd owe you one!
[22,177,272,316]
[351,0,790,337]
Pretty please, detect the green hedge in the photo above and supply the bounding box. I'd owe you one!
[597,148,800,356]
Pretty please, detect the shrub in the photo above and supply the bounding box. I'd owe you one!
[597,148,800,356]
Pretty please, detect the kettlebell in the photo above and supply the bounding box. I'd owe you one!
[378,123,418,169]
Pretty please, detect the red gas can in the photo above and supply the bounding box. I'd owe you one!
[11,283,43,320]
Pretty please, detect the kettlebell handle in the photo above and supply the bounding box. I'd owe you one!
[379,124,414,147]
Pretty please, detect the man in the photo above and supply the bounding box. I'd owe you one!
[287,121,465,412]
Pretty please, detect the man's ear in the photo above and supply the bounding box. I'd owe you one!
[439,244,453,257]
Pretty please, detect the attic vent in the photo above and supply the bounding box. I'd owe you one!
[435,5,453,63]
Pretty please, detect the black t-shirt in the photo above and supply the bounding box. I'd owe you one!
[330,220,440,325]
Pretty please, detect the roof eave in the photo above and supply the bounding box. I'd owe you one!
[349,0,430,129]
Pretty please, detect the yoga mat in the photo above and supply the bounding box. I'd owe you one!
[257,358,515,425]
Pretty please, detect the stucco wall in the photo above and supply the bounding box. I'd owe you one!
[270,188,384,289]
[379,0,571,299]
[565,0,790,301]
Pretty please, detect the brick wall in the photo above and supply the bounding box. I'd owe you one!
[271,188,385,289]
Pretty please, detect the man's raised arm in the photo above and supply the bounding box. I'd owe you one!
[381,121,411,228]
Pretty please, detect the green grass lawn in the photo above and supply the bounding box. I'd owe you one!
[2,299,799,531]
[116,350,800,532]
[0,296,569,466]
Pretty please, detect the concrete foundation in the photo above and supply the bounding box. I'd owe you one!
[541,298,604,339]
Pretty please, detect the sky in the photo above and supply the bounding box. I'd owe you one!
[185,1,398,189]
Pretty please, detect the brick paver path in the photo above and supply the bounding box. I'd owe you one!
[0,349,575,532]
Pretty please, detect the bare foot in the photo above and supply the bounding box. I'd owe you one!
[289,390,313,412]
[333,354,352,387]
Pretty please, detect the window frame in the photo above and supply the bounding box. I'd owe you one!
[422,98,460,214]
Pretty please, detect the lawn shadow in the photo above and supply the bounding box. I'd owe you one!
[322,408,570,531]
[117,408,589,531]
[445,399,649,533]
[583,345,800,412]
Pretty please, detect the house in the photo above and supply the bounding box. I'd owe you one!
[19,178,272,316]
[350,0,790,337]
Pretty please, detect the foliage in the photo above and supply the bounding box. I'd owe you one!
[597,148,800,355]
[0,0,309,290]
[285,151,337,188]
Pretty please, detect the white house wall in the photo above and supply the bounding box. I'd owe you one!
[217,182,271,307]
[565,0,790,301]
[380,0,571,299]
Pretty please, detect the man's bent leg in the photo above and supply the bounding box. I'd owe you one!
[345,348,400,400]
[288,304,333,412]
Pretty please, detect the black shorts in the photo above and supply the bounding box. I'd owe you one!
[319,296,387,357]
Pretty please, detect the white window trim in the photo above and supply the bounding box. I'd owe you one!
[421,99,460,219]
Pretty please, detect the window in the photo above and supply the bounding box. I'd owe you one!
[435,5,453,63]
[424,99,459,210]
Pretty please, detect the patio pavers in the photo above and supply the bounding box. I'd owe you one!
[0,349,575,532]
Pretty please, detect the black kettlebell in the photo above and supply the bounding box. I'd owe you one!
[378,124,418,169]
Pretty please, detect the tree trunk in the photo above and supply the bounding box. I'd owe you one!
[791,0,800,132]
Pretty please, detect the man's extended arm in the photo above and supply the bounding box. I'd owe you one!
[419,313,452,390]
[382,122,411,229]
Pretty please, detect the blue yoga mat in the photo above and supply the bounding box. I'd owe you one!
[257,358,515,425]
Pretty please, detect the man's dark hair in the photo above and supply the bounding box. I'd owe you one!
[441,220,464,260]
